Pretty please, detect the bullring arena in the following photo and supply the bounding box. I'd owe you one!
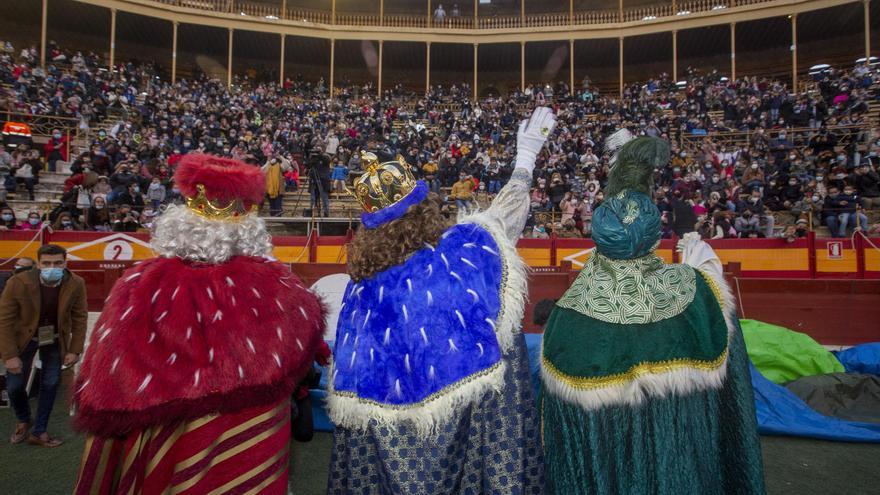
[0,0,879,494]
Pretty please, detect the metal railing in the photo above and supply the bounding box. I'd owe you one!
[0,112,84,160]
[143,0,770,30]
[680,124,870,155]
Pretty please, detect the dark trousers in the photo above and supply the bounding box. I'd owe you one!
[310,185,330,216]
[16,177,35,199]
[268,195,284,217]
[6,341,62,435]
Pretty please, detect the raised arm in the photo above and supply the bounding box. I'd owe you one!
[677,232,724,281]
[481,107,557,242]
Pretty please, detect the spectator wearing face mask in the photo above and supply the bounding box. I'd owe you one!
[0,244,87,448]
[422,160,440,193]
[51,212,81,231]
[791,192,824,228]
[91,176,111,198]
[449,172,475,214]
[112,183,145,213]
[779,219,810,243]
[108,164,138,203]
[474,181,492,210]
[736,188,775,237]
[741,163,765,190]
[702,172,726,200]
[530,181,549,211]
[712,211,738,239]
[824,185,868,238]
[11,148,41,201]
[780,177,804,209]
[670,189,697,237]
[43,129,68,172]
[86,196,111,231]
[547,173,568,212]
[146,177,166,211]
[0,207,18,230]
[111,206,141,232]
[330,159,348,196]
[532,222,550,239]
[20,211,43,231]
[851,163,880,209]
[166,183,185,205]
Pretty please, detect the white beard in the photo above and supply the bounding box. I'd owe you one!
[150,204,273,264]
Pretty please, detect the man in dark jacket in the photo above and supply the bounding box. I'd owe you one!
[0,245,87,447]
[670,189,697,237]
[852,163,880,210]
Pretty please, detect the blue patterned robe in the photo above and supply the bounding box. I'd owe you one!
[327,169,543,494]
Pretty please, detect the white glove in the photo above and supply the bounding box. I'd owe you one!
[675,232,703,253]
[514,107,557,174]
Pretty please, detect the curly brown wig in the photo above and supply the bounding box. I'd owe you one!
[347,193,449,281]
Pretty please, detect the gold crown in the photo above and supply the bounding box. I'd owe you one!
[352,151,418,213]
[186,184,258,221]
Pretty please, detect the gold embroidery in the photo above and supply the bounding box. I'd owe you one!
[697,269,726,311]
[541,347,728,390]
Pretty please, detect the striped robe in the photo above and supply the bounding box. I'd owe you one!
[74,401,290,495]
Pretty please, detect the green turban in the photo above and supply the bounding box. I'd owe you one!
[591,190,661,260]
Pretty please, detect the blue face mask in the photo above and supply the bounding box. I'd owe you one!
[2,214,13,221]
[40,267,64,284]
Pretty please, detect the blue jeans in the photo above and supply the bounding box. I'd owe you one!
[455,199,472,214]
[6,341,62,435]
[488,180,501,194]
[828,212,868,237]
[425,178,440,194]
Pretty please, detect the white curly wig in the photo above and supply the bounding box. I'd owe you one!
[150,204,273,264]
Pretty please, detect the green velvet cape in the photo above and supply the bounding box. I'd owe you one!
[540,273,765,495]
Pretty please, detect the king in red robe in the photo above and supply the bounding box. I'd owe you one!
[72,154,326,494]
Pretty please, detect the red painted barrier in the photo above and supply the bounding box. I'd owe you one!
[59,259,880,345]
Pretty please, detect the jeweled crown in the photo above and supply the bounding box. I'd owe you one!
[352,151,418,213]
[186,184,258,221]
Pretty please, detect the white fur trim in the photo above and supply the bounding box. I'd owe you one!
[327,213,526,432]
[540,350,728,412]
[457,212,529,353]
[541,263,737,411]
[151,204,273,264]
[327,359,508,434]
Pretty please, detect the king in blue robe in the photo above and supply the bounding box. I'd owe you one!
[326,108,557,494]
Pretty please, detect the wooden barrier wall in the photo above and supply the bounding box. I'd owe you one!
[1,230,877,279]
[49,259,880,346]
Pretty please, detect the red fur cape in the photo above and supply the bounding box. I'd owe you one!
[73,256,326,437]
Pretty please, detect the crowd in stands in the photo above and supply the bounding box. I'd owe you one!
[0,40,879,239]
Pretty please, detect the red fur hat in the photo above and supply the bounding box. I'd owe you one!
[174,153,265,211]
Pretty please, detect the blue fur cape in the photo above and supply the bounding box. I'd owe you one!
[330,223,506,427]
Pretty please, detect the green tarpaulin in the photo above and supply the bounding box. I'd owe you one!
[740,319,844,384]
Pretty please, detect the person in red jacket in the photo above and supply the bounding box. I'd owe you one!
[43,129,68,172]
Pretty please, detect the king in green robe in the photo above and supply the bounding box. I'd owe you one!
[539,136,765,495]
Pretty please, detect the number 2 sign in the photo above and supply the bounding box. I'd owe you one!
[102,240,134,260]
